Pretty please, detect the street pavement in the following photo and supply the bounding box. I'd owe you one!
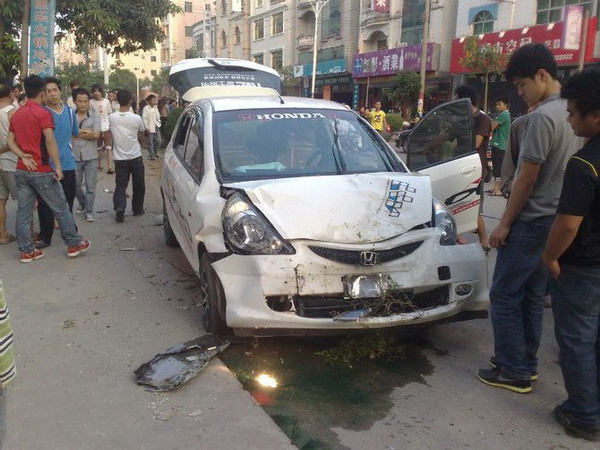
[0,157,597,449]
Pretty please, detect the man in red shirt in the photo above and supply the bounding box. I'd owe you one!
[6,75,90,262]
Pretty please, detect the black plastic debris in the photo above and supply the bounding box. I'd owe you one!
[134,334,231,391]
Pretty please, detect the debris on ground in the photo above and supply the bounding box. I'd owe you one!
[120,248,136,251]
[134,334,231,391]
[62,319,76,329]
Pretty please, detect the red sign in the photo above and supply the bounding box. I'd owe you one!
[372,0,389,13]
[451,17,598,74]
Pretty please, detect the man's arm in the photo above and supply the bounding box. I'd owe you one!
[7,131,37,170]
[0,109,16,153]
[489,160,540,247]
[42,128,63,180]
[542,214,584,279]
[78,128,100,140]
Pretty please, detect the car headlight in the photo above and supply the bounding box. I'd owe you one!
[223,192,295,255]
[432,198,457,246]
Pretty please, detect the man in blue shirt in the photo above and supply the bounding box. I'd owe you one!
[35,77,79,248]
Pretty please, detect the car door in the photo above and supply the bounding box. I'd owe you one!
[404,99,481,235]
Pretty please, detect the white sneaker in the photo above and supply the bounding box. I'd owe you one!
[85,214,95,222]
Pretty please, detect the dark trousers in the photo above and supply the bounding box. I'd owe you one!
[113,156,145,214]
[37,169,76,244]
[491,146,505,179]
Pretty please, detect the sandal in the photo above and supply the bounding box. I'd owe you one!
[0,234,16,245]
[98,166,103,172]
[107,168,114,174]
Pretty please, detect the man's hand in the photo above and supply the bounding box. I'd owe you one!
[53,168,64,181]
[21,154,37,171]
[543,257,561,280]
[490,222,510,248]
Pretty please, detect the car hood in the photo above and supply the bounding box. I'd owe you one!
[223,173,433,244]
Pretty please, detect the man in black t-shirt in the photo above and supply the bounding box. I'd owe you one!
[542,67,600,442]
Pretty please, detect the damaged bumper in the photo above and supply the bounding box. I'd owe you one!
[212,229,489,334]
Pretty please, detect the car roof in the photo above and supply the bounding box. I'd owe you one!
[195,95,350,112]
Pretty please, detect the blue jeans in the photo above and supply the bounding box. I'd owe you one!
[147,131,161,158]
[75,159,99,215]
[551,264,600,428]
[15,171,81,252]
[489,216,553,380]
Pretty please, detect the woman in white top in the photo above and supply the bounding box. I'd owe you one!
[90,84,114,174]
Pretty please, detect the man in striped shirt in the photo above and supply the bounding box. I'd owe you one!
[0,280,16,445]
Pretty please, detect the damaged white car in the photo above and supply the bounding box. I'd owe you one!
[161,62,488,335]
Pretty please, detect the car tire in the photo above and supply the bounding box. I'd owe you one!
[163,198,179,248]
[199,253,231,335]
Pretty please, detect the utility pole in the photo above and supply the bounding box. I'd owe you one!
[309,0,330,98]
[20,0,31,77]
[577,9,589,71]
[418,0,431,116]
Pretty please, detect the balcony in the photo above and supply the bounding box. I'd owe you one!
[361,9,391,27]
[297,34,315,49]
[297,0,313,11]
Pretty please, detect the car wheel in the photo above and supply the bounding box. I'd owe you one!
[199,253,230,335]
[162,197,179,248]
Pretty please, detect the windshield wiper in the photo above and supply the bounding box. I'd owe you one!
[331,119,347,174]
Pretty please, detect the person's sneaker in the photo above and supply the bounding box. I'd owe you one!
[85,214,94,222]
[67,240,91,258]
[34,239,51,249]
[20,249,45,263]
[489,357,538,381]
[133,210,145,216]
[553,406,600,442]
[76,207,83,214]
[115,209,125,223]
[476,367,532,393]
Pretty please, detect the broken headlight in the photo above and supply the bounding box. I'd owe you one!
[433,198,457,246]
[223,192,295,255]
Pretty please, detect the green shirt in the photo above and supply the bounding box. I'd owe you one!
[0,281,16,389]
[491,109,511,151]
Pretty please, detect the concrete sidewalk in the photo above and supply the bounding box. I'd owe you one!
[0,160,294,449]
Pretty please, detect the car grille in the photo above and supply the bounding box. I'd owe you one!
[294,285,449,319]
[308,241,423,265]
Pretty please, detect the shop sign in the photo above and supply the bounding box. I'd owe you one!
[451,17,598,73]
[315,73,353,87]
[29,0,56,76]
[293,59,347,78]
[352,43,440,78]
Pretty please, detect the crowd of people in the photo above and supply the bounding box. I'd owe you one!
[0,74,174,263]
[1,43,599,442]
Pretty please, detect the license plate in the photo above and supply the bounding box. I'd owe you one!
[343,274,393,299]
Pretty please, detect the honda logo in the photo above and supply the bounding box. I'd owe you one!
[360,251,379,266]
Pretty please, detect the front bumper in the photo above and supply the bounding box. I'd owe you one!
[211,228,489,334]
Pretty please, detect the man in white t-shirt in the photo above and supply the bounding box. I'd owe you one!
[90,84,114,174]
[105,89,146,223]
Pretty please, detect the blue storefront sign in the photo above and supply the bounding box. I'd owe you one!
[293,59,347,78]
[29,0,56,76]
[352,84,360,110]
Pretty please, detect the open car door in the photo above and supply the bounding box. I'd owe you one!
[404,99,481,235]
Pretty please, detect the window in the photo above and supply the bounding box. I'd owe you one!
[196,34,205,51]
[271,50,283,72]
[185,26,193,37]
[150,55,157,62]
[151,70,157,76]
[174,114,193,159]
[221,30,227,48]
[256,0,263,6]
[472,10,494,34]
[254,19,265,40]
[183,112,205,181]
[377,39,388,50]
[401,0,425,45]
[536,0,593,25]
[321,0,341,37]
[184,1,192,13]
[253,53,264,65]
[221,0,227,15]
[272,12,284,35]
[235,26,241,45]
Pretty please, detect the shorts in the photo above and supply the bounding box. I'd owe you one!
[0,171,16,200]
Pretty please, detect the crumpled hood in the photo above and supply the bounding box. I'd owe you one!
[224,173,433,244]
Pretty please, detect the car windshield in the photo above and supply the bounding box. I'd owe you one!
[214,108,404,181]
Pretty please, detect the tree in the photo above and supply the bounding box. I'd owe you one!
[280,66,300,96]
[383,71,421,119]
[0,0,180,78]
[151,67,171,96]
[109,67,137,95]
[459,36,508,112]
[55,63,104,91]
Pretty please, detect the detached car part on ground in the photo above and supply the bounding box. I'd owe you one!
[161,59,488,335]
